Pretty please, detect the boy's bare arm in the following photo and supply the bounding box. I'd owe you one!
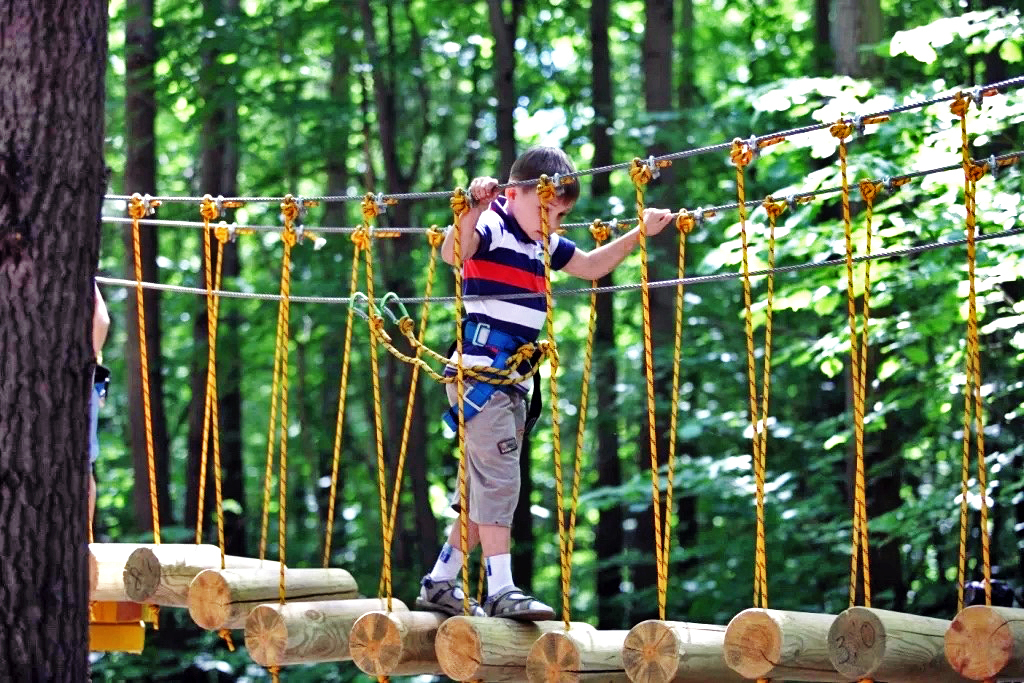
[562,208,674,280]
[92,282,110,357]
[441,176,500,265]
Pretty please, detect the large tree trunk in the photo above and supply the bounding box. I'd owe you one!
[185,0,245,557]
[832,0,883,77]
[590,0,626,631]
[0,2,107,676]
[124,0,172,532]
[486,0,522,180]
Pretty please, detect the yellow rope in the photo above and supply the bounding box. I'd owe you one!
[628,158,669,619]
[952,92,991,611]
[450,188,472,616]
[127,194,162,544]
[535,175,571,628]
[323,229,366,567]
[380,227,445,592]
[359,194,394,609]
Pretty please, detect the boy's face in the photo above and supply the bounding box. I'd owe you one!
[505,186,574,241]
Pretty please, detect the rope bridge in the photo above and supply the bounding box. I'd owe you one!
[88,78,1024,683]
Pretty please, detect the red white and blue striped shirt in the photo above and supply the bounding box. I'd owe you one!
[446,197,577,391]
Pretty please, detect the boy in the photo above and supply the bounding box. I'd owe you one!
[417,146,674,619]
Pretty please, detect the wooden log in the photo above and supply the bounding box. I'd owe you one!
[525,628,629,683]
[122,545,280,607]
[945,605,1024,680]
[348,609,447,677]
[435,616,597,682]
[188,567,358,631]
[89,542,212,602]
[724,608,847,682]
[244,598,407,667]
[828,606,973,683]
[622,619,747,683]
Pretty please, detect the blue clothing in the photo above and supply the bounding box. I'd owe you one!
[88,384,101,464]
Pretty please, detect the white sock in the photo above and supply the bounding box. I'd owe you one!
[428,543,463,582]
[485,553,514,597]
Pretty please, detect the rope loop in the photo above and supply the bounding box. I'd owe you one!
[536,174,557,204]
[426,225,446,247]
[628,158,654,186]
[730,138,754,168]
[858,180,882,204]
[449,187,470,216]
[675,209,696,234]
[200,194,220,223]
[950,91,971,118]
[830,119,854,140]
[762,197,787,220]
[589,220,612,243]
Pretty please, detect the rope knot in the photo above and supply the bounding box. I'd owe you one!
[449,188,470,216]
[965,160,988,182]
[675,210,696,234]
[200,195,219,223]
[127,194,148,220]
[830,119,854,140]
[536,175,557,204]
[589,220,612,244]
[369,315,391,342]
[351,227,371,251]
[214,223,231,244]
[426,226,446,248]
[629,158,654,186]
[362,193,381,222]
[538,340,558,369]
[950,91,971,117]
[762,198,786,220]
[858,180,882,204]
[281,195,300,224]
[730,139,754,168]
[397,317,415,336]
[280,227,297,248]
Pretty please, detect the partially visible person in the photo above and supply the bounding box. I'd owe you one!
[89,282,110,530]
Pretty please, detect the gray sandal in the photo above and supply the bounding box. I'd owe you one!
[415,576,485,617]
[483,586,555,621]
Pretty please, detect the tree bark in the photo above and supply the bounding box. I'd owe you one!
[831,0,883,77]
[486,0,522,180]
[124,0,172,532]
[0,2,108,676]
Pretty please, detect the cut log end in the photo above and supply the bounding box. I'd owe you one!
[244,605,289,667]
[828,607,884,677]
[187,569,233,630]
[525,632,582,683]
[723,609,782,679]
[349,610,406,674]
[122,547,162,603]
[622,621,679,683]
[945,605,1015,680]
[435,616,484,680]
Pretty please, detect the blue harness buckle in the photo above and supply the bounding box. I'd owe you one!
[443,321,524,432]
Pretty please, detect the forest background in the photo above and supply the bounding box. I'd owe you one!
[80,0,1022,679]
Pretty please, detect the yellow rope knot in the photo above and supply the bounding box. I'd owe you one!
[214,223,230,244]
[351,227,371,251]
[280,226,297,248]
[218,628,235,651]
[370,315,391,343]
[628,158,654,186]
[950,91,971,117]
[397,317,415,336]
[281,195,300,224]
[965,161,988,182]
[450,188,469,216]
[536,175,557,204]
[589,220,611,244]
[762,198,786,220]
[200,195,219,222]
[127,194,149,220]
[675,210,696,234]
[730,139,754,168]
[858,180,882,203]
[538,339,558,369]
[830,120,854,140]
[361,193,380,223]
[426,226,446,247]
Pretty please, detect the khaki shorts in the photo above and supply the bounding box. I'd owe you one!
[445,383,526,527]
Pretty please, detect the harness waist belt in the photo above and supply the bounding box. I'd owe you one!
[442,321,526,432]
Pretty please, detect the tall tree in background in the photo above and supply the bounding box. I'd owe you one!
[124,0,172,531]
[185,0,245,555]
[486,0,523,179]
[832,0,883,77]
[590,0,628,631]
[0,2,108,676]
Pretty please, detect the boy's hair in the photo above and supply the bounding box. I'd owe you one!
[508,146,580,204]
